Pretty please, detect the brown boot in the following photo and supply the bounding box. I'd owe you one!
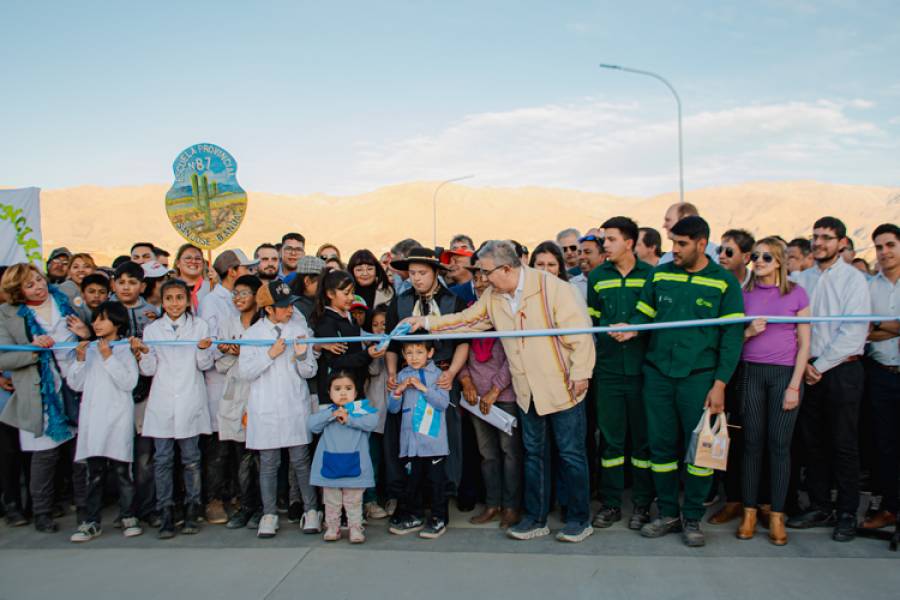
[205,499,228,525]
[736,507,757,540]
[757,504,771,529]
[768,511,788,546]
[862,510,896,529]
[708,501,742,524]
[499,508,521,529]
[469,506,501,525]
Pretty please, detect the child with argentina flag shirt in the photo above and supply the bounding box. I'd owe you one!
[308,370,379,544]
[387,340,450,539]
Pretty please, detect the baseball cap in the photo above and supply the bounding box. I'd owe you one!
[439,248,474,265]
[213,249,258,275]
[256,280,296,308]
[350,294,368,311]
[48,247,72,262]
[296,255,327,275]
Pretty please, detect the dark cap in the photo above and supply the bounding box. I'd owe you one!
[257,280,296,308]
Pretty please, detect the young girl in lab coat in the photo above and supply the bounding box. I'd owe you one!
[68,301,141,542]
[240,280,319,538]
[131,279,214,539]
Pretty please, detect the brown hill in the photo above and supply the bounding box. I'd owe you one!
[40,181,899,266]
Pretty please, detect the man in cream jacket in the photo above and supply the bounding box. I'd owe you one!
[404,240,596,543]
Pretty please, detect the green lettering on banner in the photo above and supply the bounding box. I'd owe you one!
[0,202,43,263]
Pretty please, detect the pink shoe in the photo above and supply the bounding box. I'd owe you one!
[349,525,366,544]
[323,525,341,542]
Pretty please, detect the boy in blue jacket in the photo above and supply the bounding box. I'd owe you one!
[387,340,451,539]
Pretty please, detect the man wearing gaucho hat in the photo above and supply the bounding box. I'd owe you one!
[384,247,470,516]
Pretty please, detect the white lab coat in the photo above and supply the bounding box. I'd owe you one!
[199,285,239,431]
[215,314,251,442]
[239,315,317,450]
[139,313,213,439]
[68,343,138,463]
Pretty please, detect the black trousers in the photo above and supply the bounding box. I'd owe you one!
[0,422,27,510]
[399,455,449,522]
[132,435,156,519]
[868,363,900,514]
[85,457,134,525]
[201,434,231,502]
[798,360,864,515]
[722,367,745,503]
[383,412,406,502]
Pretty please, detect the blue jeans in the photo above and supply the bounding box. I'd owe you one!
[520,399,590,527]
[153,436,201,511]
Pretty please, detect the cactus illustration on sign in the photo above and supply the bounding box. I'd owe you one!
[190,172,218,232]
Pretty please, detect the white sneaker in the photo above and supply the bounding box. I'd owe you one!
[365,502,388,520]
[257,514,279,538]
[121,517,143,538]
[70,522,101,543]
[301,509,322,534]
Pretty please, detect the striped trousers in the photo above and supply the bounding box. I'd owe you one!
[740,361,799,513]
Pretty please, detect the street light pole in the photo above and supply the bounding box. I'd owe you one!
[599,63,684,204]
[433,174,474,247]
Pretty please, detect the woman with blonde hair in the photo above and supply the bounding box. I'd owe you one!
[736,237,811,545]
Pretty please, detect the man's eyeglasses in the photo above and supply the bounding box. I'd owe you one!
[750,252,774,264]
[561,245,578,253]
[282,246,304,254]
[720,247,735,258]
[232,290,254,299]
[477,265,506,278]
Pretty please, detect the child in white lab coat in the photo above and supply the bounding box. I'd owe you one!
[240,280,320,538]
[68,301,141,542]
[131,279,214,539]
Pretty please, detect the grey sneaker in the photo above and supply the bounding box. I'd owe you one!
[70,521,102,543]
[556,523,594,543]
[506,517,550,540]
[681,517,705,547]
[419,517,447,539]
[121,517,143,538]
[640,515,682,538]
[592,506,622,529]
[257,514,279,538]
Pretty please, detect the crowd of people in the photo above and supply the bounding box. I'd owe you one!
[0,202,896,549]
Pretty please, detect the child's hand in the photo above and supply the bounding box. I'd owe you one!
[66,315,90,340]
[197,337,213,350]
[268,338,286,359]
[97,338,112,360]
[408,377,428,393]
[129,337,149,356]
[367,345,387,359]
[75,340,89,362]
[0,375,14,393]
[334,407,349,424]
[293,338,308,358]
[32,335,55,349]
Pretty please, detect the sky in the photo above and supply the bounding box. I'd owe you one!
[2,0,899,197]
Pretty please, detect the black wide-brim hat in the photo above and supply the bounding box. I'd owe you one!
[390,247,450,272]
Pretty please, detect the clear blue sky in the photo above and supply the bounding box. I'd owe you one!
[3,0,899,196]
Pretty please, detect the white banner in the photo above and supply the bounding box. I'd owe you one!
[0,187,43,267]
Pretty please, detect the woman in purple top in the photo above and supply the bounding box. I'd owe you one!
[457,265,523,530]
[737,237,810,546]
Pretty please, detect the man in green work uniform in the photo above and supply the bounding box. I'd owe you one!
[614,216,744,547]
[587,216,655,530]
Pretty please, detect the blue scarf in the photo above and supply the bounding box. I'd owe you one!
[17,286,75,442]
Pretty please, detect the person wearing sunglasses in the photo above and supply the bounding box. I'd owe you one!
[735,237,810,545]
[555,228,582,276]
[708,228,755,527]
[788,216,871,542]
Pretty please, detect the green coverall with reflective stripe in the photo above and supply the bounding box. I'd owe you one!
[631,259,744,520]
[587,259,655,509]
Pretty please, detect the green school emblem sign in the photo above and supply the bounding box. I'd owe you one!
[165,143,248,250]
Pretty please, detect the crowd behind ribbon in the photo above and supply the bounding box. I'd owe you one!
[0,201,897,548]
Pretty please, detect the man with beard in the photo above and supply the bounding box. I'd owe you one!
[254,243,280,282]
[788,216,870,542]
[617,216,744,547]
